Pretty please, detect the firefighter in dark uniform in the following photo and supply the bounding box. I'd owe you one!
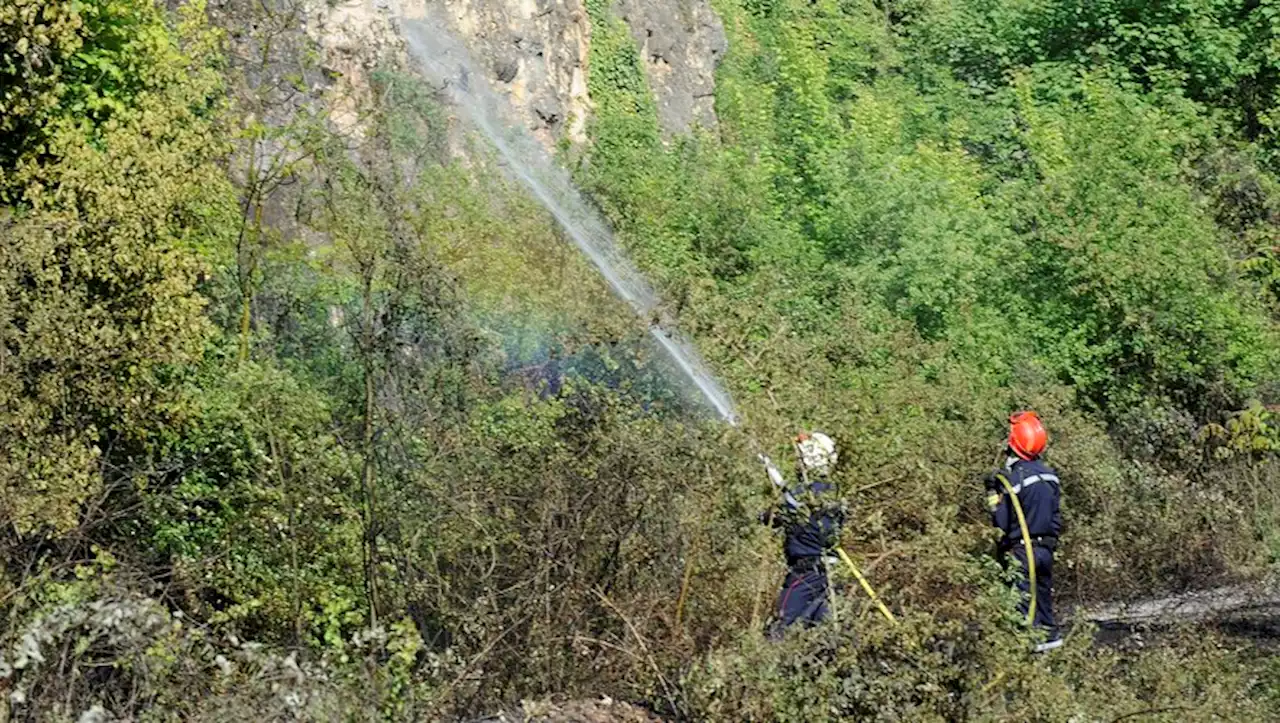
[984,411,1063,652]
[759,432,845,636]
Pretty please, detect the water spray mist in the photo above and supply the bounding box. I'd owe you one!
[398,13,737,425]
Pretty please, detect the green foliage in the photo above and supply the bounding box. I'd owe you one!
[573,0,1280,709]
[2,0,1280,719]
[0,0,233,535]
[990,74,1279,414]
[0,0,223,188]
[1245,243,1280,308]
[902,0,1280,154]
[598,0,1279,425]
[148,362,366,647]
[688,618,1275,721]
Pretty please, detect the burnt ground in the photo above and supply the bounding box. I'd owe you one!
[464,586,1280,722]
[1072,583,1280,649]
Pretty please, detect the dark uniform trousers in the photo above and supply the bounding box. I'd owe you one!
[1004,540,1056,632]
[776,561,830,629]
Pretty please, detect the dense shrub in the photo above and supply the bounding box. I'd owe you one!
[0,0,1278,720]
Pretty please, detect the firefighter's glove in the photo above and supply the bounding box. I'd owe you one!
[982,472,1002,513]
[982,471,1001,492]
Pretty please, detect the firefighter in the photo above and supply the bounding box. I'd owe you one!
[984,411,1063,652]
[760,432,845,636]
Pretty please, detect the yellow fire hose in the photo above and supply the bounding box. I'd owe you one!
[757,442,1035,630]
[832,470,1036,629]
[829,472,1035,629]
[835,546,898,625]
[994,473,1037,626]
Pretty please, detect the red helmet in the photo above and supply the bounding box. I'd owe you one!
[1008,411,1047,460]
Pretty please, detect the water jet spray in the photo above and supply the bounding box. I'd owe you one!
[396,10,893,623]
[398,12,737,426]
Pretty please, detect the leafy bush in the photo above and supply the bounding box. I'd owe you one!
[0,0,1278,719]
[0,0,233,536]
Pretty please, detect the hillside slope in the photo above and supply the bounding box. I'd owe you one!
[0,0,1279,720]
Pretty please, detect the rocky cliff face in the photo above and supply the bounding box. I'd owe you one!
[613,0,725,135]
[306,0,726,145]
[408,0,595,145]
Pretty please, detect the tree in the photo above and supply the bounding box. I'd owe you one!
[0,0,234,537]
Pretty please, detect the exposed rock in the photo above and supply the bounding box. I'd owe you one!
[303,0,724,148]
[212,0,726,251]
[398,0,594,146]
[209,0,337,243]
[614,0,726,136]
[306,0,402,138]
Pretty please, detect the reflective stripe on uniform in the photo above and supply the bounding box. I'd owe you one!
[1008,470,1059,493]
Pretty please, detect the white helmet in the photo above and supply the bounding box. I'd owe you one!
[796,432,837,477]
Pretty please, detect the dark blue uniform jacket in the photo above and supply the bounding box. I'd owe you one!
[774,480,844,564]
[992,458,1062,547]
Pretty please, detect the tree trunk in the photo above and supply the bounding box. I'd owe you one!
[361,274,381,628]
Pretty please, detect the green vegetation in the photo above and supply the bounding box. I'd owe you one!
[1,0,1279,719]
